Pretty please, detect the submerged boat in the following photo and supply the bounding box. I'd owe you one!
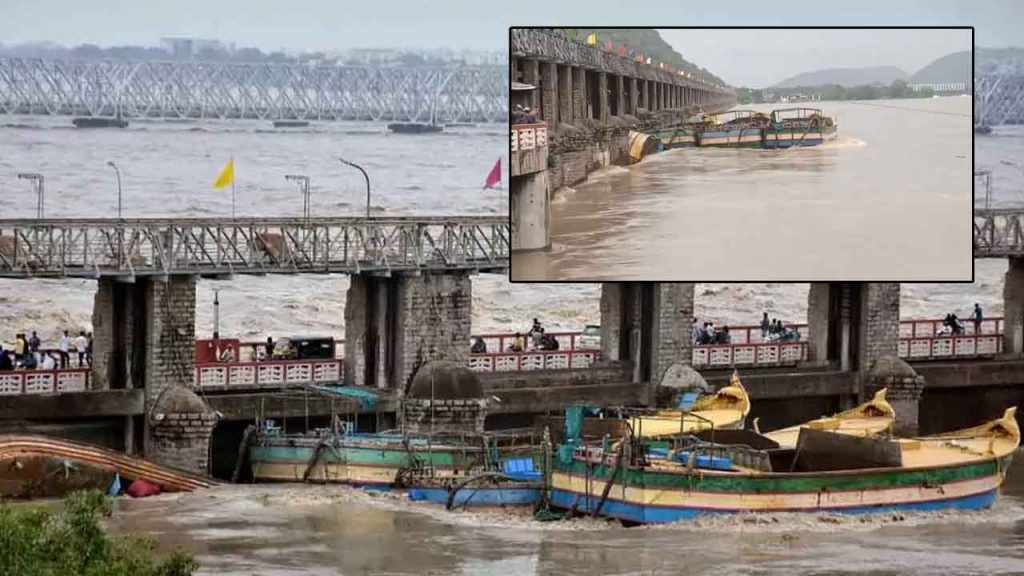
[0,435,213,499]
[697,110,770,148]
[387,122,443,134]
[762,108,837,149]
[761,388,895,448]
[648,126,698,149]
[407,453,544,509]
[273,120,310,128]
[547,406,1019,524]
[72,116,129,128]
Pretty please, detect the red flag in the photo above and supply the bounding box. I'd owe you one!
[484,158,501,190]
[604,40,612,51]
[618,45,626,57]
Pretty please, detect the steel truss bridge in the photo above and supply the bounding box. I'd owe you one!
[0,58,507,123]
[974,209,1024,257]
[0,217,509,278]
[975,75,1024,127]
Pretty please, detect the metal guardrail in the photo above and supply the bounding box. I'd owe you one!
[974,209,1024,257]
[0,58,508,123]
[0,217,510,277]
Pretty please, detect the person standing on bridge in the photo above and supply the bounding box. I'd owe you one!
[28,331,40,357]
[972,303,984,334]
[0,346,12,371]
[58,330,70,369]
[265,337,275,360]
[760,313,770,340]
[74,331,88,367]
[13,333,26,364]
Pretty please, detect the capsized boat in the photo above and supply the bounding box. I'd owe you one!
[628,371,750,438]
[697,110,770,148]
[546,407,1019,524]
[761,388,895,448]
[762,108,837,148]
[0,435,213,499]
[407,451,544,509]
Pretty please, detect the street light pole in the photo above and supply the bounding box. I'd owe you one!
[106,161,123,220]
[17,173,44,219]
[338,157,371,218]
[284,174,311,221]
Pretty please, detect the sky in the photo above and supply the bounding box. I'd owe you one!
[660,28,972,87]
[0,0,1018,84]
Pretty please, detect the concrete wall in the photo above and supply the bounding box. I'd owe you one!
[650,283,695,383]
[511,170,550,251]
[143,276,198,404]
[858,283,901,372]
[1005,257,1024,355]
[147,412,217,474]
[346,272,472,392]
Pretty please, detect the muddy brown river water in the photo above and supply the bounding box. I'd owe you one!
[105,454,1024,576]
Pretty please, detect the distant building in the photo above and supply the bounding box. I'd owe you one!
[160,37,222,60]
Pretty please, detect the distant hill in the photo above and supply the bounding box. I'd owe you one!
[773,66,908,88]
[977,47,1024,74]
[567,29,728,87]
[910,51,971,84]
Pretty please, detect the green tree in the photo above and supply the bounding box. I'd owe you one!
[888,79,908,99]
[0,490,198,576]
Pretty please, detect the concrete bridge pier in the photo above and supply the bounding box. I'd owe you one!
[344,271,472,393]
[91,275,217,474]
[600,283,694,393]
[1003,257,1024,356]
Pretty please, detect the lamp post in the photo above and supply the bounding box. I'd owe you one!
[338,157,371,218]
[284,174,311,221]
[106,161,123,220]
[16,173,44,219]
[213,288,221,340]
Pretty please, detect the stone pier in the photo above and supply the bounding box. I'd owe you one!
[91,275,216,474]
[1004,256,1024,356]
[344,272,472,392]
[599,282,694,390]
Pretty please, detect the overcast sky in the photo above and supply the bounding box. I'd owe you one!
[661,28,972,87]
[0,0,1015,82]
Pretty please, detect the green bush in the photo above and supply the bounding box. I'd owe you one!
[0,490,198,576]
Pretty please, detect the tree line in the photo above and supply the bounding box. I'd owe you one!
[736,79,944,104]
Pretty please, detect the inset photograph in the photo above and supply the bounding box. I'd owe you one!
[510,27,973,281]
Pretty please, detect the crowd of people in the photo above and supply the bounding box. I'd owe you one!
[690,313,801,346]
[511,104,539,125]
[0,329,92,372]
[692,320,731,345]
[937,304,984,336]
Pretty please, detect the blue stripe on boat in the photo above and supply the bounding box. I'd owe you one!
[549,488,997,524]
[409,486,541,506]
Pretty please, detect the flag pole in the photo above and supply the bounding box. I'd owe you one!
[231,156,236,220]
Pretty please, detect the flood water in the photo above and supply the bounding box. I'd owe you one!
[512,97,973,282]
[105,453,1024,575]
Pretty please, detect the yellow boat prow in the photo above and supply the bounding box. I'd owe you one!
[764,388,896,448]
[630,371,751,438]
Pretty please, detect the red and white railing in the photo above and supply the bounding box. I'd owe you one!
[468,349,600,373]
[0,368,90,395]
[898,335,1003,360]
[510,123,548,152]
[692,342,808,369]
[473,331,589,355]
[898,318,1003,338]
[194,359,343,388]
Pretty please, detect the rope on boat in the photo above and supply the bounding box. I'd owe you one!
[444,471,524,511]
[301,438,328,482]
[591,439,626,518]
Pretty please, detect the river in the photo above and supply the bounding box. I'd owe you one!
[511,97,973,282]
[105,453,1024,575]
[0,113,1017,350]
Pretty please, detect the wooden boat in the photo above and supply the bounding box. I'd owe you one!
[547,407,1019,524]
[697,110,770,148]
[407,455,544,509]
[762,108,837,148]
[627,371,750,438]
[761,388,895,448]
[648,126,697,149]
[0,435,213,499]
[249,428,485,488]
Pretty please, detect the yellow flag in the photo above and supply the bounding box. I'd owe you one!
[586,33,597,45]
[214,158,234,189]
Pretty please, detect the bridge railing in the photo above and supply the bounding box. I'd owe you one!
[898,335,1003,361]
[195,359,343,388]
[974,209,1024,257]
[692,342,808,369]
[468,349,600,372]
[511,123,548,152]
[0,368,90,395]
[0,217,510,277]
